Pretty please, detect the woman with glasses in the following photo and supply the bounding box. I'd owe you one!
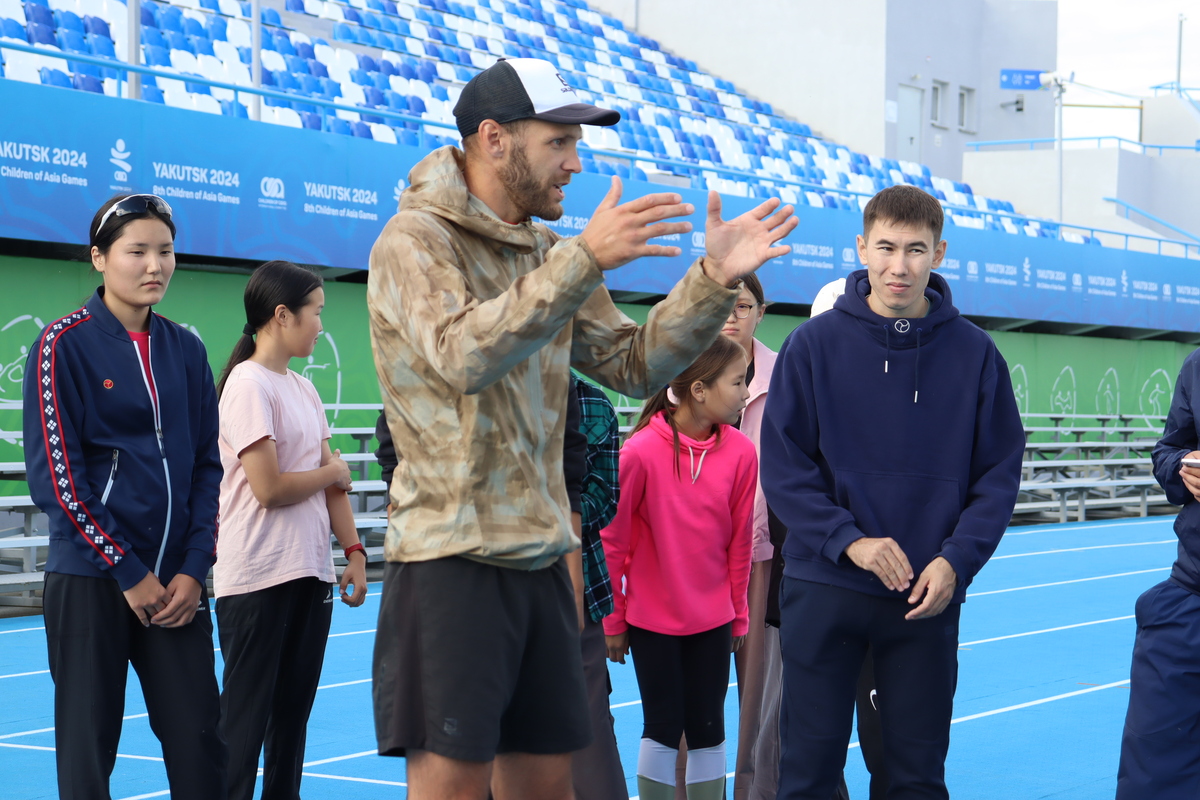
[23,194,227,799]
[722,274,787,800]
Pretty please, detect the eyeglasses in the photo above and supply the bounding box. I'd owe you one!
[96,195,173,234]
[730,302,758,320]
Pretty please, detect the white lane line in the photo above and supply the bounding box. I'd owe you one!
[304,749,379,767]
[116,791,171,800]
[328,629,376,638]
[0,626,45,635]
[1005,519,1172,537]
[960,615,1136,646]
[301,772,406,786]
[317,678,371,690]
[0,669,49,680]
[0,742,163,762]
[991,540,1175,560]
[951,679,1130,723]
[631,772,735,799]
[968,568,1168,597]
[0,713,148,741]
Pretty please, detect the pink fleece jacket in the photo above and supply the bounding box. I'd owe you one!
[601,411,758,638]
[739,338,778,563]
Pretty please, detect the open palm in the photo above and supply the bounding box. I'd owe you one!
[704,191,799,286]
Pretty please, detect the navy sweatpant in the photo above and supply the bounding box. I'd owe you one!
[777,578,960,800]
[1117,579,1200,799]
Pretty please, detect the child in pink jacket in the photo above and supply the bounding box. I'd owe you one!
[603,336,758,800]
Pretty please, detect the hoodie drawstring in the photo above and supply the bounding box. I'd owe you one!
[687,446,707,484]
[884,325,890,374]
[914,329,921,404]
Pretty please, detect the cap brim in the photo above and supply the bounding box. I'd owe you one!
[531,103,621,127]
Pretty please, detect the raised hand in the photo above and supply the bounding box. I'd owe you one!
[703,191,799,287]
[581,176,696,270]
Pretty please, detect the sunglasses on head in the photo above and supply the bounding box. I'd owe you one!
[96,194,173,235]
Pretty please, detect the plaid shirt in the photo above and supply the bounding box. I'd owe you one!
[574,375,619,622]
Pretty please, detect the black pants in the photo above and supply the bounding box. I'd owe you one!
[628,623,732,750]
[778,579,959,800]
[217,577,333,800]
[43,572,227,800]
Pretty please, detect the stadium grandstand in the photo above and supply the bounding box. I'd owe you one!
[2,0,1200,796]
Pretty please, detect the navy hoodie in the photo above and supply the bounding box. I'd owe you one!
[1151,350,1200,595]
[23,289,222,592]
[760,270,1024,602]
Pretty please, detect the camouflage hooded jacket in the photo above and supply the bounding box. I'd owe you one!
[367,146,738,569]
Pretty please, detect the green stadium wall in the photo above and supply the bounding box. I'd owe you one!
[0,255,1190,495]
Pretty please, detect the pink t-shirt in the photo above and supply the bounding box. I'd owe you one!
[213,360,333,598]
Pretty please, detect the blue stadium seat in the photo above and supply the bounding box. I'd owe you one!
[362,85,384,106]
[318,76,338,97]
[142,85,164,102]
[236,45,250,63]
[26,21,56,46]
[189,35,213,56]
[264,93,290,108]
[370,31,393,49]
[406,95,425,114]
[349,68,371,85]
[298,73,320,93]
[378,15,397,34]
[370,72,388,90]
[328,117,352,135]
[300,111,322,129]
[70,72,102,92]
[182,16,205,38]
[57,28,86,52]
[199,0,221,12]
[220,98,248,116]
[285,0,303,11]
[39,65,71,87]
[351,121,372,138]
[275,70,299,91]
[53,8,83,33]
[261,7,282,26]
[307,58,328,78]
[68,57,101,78]
[360,11,381,29]
[357,53,378,72]
[143,44,171,66]
[399,129,419,146]
[259,68,275,86]
[341,7,362,24]
[332,22,354,42]
[184,74,210,93]
[23,2,51,27]
[295,40,314,60]
[206,15,227,41]
[273,31,294,55]
[158,13,184,35]
[430,83,448,101]
[258,31,276,50]
[2,17,26,39]
[284,54,307,74]
[164,31,190,52]
[352,26,371,45]
[82,14,110,38]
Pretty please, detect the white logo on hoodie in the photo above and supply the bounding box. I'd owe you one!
[894,319,910,333]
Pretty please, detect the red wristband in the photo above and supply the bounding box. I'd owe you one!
[343,543,366,560]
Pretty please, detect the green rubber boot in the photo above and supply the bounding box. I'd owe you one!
[635,776,676,800]
[685,777,727,800]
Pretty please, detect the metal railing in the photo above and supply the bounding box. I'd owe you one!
[1104,197,1200,244]
[2,41,1199,258]
[966,136,1200,156]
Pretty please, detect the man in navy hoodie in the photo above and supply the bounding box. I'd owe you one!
[1117,355,1200,798]
[760,185,1024,799]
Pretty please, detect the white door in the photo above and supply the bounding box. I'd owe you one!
[896,85,923,163]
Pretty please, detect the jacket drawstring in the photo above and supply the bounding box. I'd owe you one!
[884,325,890,374]
[914,329,922,403]
[687,445,708,484]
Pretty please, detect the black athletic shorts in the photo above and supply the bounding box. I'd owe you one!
[372,556,592,762]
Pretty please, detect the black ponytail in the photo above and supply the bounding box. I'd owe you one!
[216,260,324,397]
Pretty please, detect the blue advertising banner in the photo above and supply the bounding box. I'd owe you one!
[2,80,1199,332]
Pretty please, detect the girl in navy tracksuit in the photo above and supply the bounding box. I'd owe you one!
[23,195,227,800]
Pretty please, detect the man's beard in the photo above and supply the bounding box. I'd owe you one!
[499,143,564,221]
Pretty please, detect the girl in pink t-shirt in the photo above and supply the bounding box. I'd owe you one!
[213,260,368,800]
[602,335,757,800]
